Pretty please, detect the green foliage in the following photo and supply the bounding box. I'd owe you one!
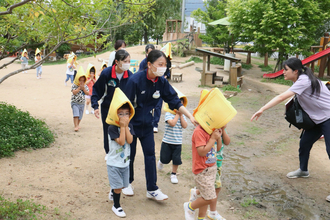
[221,85,241,92]
[56,43,71,57]
[261,76,293,86]
[0,195,46,220]
[172,40,189,57]
[0,102,54,158]
[192,0,234,52]
[227,0,330,70]
[210,57,224,65]
[242,63,252,70]
[241,197,259,208]
[186,56,203,63]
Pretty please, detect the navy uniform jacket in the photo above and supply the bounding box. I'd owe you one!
[124,69,183,137]
[92,65,133,110]
[138,57,147,72]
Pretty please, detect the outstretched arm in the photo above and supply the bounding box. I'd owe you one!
[251,90,295,121]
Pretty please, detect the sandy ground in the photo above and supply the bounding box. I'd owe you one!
[1,46,330,220]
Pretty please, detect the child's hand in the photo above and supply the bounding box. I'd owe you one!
[211,129,221,140]
[177,111,182,116]
[221,124,227,130]
[119,116,129,127]
[79,84,85,90]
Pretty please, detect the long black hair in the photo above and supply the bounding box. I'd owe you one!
[147,50,166,64]
[112,49,130,66]
[283,57,320,95]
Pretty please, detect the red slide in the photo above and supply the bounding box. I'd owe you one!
[263,47,330,78]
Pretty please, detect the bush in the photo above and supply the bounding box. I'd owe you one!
[0,195,46,220]
[210,57,224,65]
[0,102,55,158]
[186,56,203,63]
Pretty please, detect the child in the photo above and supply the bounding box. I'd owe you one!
[189,125,230,220]
[106,103,135,218]
[71,67,89,131]
[85,64,96,114]
[98,60,108,77]
[35,48,42,79]
[65,53,77,86]
[20,49,29,73]
[157,98,187,184]
[184,126,222,220]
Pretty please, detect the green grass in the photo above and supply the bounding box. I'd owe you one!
[241,198,259,207]
[245,125,263,135]
[181,144,192,160]
[210,57,224,65]
[221,85,241,92]
[186,56,203,63]
[242,63,253,70]
[261,75,293,86]
[0,102,55,158]
[257,64,273,72]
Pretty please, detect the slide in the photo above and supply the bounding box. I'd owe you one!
[263,47,330,78]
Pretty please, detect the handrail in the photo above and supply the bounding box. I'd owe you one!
[195,48,241,62]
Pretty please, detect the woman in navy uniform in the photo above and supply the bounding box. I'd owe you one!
[125,50,197,200]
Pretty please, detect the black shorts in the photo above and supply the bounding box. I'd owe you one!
[160,142,182,165]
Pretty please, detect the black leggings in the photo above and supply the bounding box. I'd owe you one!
[101,106,110,154]
[299,118,330,171]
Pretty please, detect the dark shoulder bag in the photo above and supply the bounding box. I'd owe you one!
[285,95,315,130]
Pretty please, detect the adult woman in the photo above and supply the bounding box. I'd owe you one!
[108,40,126,67]
[251,58,330,201]
[124,50,198,200]
[92,49,132,158]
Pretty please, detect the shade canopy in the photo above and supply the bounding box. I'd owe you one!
[208,17,230,26]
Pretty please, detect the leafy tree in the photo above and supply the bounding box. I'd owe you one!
[0,0,154,84]
[191,0,233,53]
[227,0,330,71]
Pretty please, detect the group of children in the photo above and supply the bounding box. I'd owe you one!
[20,48,42,78]
[67,45,230,219]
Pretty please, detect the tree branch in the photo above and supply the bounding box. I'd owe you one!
[60,0,85,8]
[0,0,33,15]
[0,57,19,70]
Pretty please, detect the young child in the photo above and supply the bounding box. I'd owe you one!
[85,64,96,114]
[35,48,42,79]
[184,126,222,220]
[157,98,187,184]
[189,125,230,220]
[106,103,135,218]
[20,49,29,73]
[71,67,89,131]
[98,60,107,77]
[65,53,77,86]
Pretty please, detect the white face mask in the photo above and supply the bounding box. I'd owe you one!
[152,64,166,77]
[119,63,130,71]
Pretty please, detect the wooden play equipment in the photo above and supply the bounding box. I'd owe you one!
[195,48,242,87]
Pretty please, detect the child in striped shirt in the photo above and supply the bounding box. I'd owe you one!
[157,98,187,184]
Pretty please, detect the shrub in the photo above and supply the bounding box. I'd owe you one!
[186,56,203,63]
[210,57,224,65]
[0,102,55,158]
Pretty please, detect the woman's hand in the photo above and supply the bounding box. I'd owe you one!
[190,116,198,126]
[251,109,263,121]
[94,109,100,119]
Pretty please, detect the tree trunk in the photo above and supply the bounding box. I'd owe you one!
[143,27,148,45]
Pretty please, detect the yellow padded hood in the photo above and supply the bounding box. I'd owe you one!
[35,48,41,55]
[161,42,172,60]
[101,60,108,69]
[163,86,187,114]
[86,63,96,79]
[73,66,87,86]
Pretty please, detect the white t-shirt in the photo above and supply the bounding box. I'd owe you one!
[66,63,75,75]
[108,51,116,67]
[289,74,330,124]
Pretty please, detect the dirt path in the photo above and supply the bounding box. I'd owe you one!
[0,48,329,219]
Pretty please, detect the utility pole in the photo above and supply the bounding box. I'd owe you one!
[181,0,185,33]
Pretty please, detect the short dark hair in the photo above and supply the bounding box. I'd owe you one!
[119,103,130,111]
[112,49,130,66]
[180,98,184,102]
[90,67,95,73]
[147,50,166,64]
[114,40,126,50]
[145,44,155,53]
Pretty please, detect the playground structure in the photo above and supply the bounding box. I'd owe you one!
[264,33,330,79]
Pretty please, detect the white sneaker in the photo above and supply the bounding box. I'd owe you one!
[157,160,163,170]
[147,189,168,200]
[122,184,134,196]
[171,174,178,184]
[189,187,198,202]
[208,211,226,220]
[91,110,94,114]
[183,202,195,220]
[153,127,158,133]
[108,189,113,201]
[85,110,89,114]
[112,206,126,218]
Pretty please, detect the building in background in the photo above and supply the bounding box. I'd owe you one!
[183,0,206,34]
